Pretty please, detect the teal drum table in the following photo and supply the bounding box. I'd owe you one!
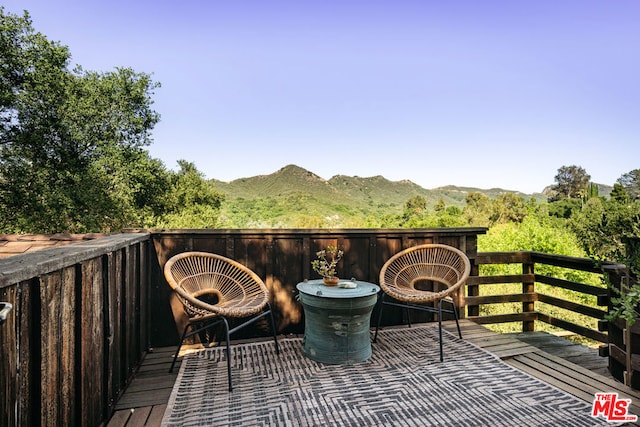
[296,279,380,364]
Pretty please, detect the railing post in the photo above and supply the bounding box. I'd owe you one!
[522,260,535,332]
[466,270,479,319]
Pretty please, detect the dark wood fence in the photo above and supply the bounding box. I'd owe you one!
[1,227,634,425]
[0,233,151,427]
[147,227,486,346]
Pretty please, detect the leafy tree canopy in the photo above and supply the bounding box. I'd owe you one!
[617,169,640,201]
[610,183,630,204]
[548,165,591,202]
[570,196,640,263]
[0,8,197,233]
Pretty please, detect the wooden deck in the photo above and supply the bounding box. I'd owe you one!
[107,320,640,426]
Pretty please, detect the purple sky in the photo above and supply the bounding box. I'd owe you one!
[4,0,640,193]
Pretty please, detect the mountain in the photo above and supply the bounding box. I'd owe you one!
[211,165,548,227]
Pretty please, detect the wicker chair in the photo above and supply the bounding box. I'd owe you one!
[164,251,279,391]
[373,244,471,362]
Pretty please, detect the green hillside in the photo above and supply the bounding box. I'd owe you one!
[211,164,550,227]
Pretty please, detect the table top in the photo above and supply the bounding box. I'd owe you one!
[296,279,380,299]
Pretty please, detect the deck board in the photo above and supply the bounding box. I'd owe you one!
[110,320,640,426]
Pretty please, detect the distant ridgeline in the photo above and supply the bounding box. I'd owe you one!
[210,164,609,228]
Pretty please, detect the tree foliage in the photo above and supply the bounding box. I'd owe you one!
[0,9,228,233]
[548,165,590,202]
[463,192,491,226]
[610,183,630,204]
[0,8,167,232]
[489,193,527,224]
[152,160,225,228]
[617,169,640,201]
[570,196,640,263]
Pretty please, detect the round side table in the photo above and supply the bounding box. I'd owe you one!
[296,279,380,364]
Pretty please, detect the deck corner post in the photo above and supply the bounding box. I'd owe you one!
[522,261,535,332]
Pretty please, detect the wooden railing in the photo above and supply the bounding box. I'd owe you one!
[466,251,619,345]
[0,228,632,425]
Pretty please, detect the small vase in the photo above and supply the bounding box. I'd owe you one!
[323,277,340,286]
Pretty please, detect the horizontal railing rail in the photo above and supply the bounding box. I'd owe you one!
[464,251,622,345]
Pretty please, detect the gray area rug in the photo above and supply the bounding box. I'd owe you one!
[162,325,608,426]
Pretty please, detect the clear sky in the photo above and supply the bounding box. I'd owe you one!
[4,0,639,194]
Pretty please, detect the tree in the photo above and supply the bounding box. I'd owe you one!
[463,192,491,226]
[489,193,526,224]
[433,198,445,214]
[610,183,630,204]
[0,9,163,232]
[399,195,427,226]
[548,198,581,219]
[548,165,591,202]
[570,197,640,262]
[617,169,640,201]
[404,195,427,215]
[153,160,225,228]
[168,160,224,209]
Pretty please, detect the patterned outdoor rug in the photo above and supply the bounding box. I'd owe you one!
[162,325,608,426]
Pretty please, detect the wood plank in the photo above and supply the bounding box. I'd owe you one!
[479,341,538,356]
[39,267,77,427]
[442,321,496,336]
[505,356,597,403]
[80,258,105,426]
[107,249,124,414]
[115,388,174,409]
[492,346,540,359]
[443,320,539,356]
[0,233,149,288]
[40,271,62,426]
[17,279,35,427]
[106,409,131,427]
[127,406,153,426]
[146,404,167,427]
[514,332,610,374]
[60,266,76,426]
[122,375,178,394]
[0,285,18,427]
[464,334,527,346]
[136,359,180,375]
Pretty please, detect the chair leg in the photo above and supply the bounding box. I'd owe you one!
[450,300,462,339]
[266,303,279,354]
[373,294,386,343]
[438,299,444,362]
[169,322,192,373]
[221,317,232,392]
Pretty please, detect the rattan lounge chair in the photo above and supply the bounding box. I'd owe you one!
[373,244,471,361]
[164,251,279,391]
